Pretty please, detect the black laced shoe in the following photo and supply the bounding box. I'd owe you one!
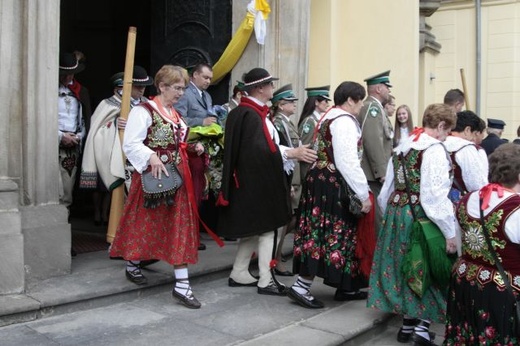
[125,267,147,285]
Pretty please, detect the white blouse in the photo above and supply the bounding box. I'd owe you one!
[378,133,457,239]
[322,108,370,202]
[123,100,188,173]
[444,136,488,192]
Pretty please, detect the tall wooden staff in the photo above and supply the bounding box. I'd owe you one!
[107,26,137,243]
[460,68,470,110]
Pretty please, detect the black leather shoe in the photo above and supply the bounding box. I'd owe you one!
[257,282,287,296]
[198,243,206,251]
[139,259,159,268]
[224,237,237,241]
[333,290,368,301]
[228,277,258,287]
[125,268,147,285]
[412,332,436,346]
[287,287,324,308]
[171,289,201,309]
[274,268,294,276]
[397,328,413,343]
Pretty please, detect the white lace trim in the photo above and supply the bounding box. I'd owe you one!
[324,108,369,201]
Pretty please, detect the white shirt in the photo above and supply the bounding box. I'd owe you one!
[444,135,488,192]
[378,132,457,239]
[322,107,369,202]
[58,84,84,142]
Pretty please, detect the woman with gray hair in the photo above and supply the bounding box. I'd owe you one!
[444,143,520,345]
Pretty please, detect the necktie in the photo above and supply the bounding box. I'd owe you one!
[201,91,208,110]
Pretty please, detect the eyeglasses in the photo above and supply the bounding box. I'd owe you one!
[164,84,186,92]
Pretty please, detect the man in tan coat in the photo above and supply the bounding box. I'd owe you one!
[356,71,393,233]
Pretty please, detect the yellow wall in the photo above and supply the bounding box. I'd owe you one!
[430,0,520,140]
[308,0,420,125]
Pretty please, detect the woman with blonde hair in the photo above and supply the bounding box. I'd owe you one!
[393,104,414,147]
[110,65,205,309]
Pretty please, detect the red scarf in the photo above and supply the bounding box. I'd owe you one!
[67,79,82,100]
[479,183,505,210]
[411,127,425,142]
[240,97,277,153]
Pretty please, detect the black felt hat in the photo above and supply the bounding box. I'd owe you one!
[131,66,154,86]
[241,68,279,91]
[109,66,153,88]
[59,52,85,76]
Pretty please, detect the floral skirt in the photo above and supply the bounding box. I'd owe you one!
[292,167,366,291]
[109,171,199,265]
[367,200,447,323]
[443,258,519,345]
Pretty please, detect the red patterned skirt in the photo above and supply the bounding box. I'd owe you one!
[109,170,199,265]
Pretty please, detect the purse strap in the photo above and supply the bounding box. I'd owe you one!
[399,152,418,222]
[478,198,519,302]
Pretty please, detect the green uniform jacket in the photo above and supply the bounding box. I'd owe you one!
[356,96,393,181]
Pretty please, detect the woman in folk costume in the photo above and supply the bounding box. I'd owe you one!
[80,66,153,224]
[297,85,331,180]
[444,143,520,345]
[288,81,373,309]
[368,103,458,346]
[109,65,207,309]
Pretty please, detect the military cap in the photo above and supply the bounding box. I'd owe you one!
[110,72,124,88]
[487,118,506,130]
[271,84,298,104]
[364,70,392,87]
[305,85,331,101]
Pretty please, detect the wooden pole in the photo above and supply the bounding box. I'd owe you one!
[106,26,137,243]
[460,68,470,110]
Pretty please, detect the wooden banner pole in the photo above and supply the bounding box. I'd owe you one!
[460,68,470,110]
[106,26,137,243]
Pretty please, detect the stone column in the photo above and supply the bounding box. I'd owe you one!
[0,0,70,293]
[231,0,311,115]
[21,0,72,283]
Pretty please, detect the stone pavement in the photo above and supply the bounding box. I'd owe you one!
[0,231,443,345]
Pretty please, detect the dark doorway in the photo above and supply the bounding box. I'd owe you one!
[59,0,232,252]
[150,0,232,105]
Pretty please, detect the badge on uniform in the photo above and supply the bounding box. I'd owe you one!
[303,123,311,134]
[370,106,379,117]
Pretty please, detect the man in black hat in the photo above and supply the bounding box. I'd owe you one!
[356,70,393,232]
[58,51,92,211]
[481,118,507,155]
[217,68,317,295]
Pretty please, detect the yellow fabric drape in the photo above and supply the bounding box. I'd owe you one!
[211,0,271,84]
[211,12,255,84]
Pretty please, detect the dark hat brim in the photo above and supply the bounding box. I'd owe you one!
[59,63,85,76]
[133,76,154,87]
[241,76,279,90]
